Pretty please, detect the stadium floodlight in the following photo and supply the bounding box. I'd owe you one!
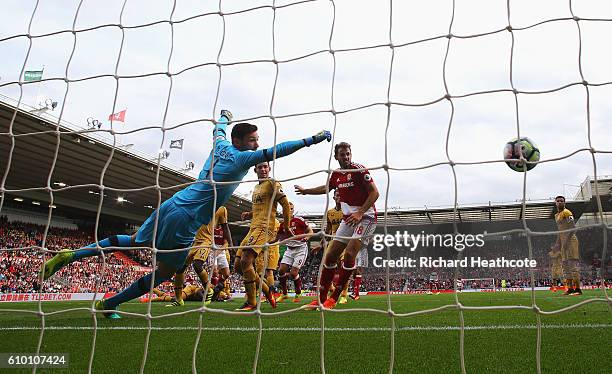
[88,190,107,197]
[29,97,58,114]
[13,197,23,202]
[116,197,133,204]
[87,117,102,129]
[53,182,67,187]
[31,201,40,205]
[180,160,195,171]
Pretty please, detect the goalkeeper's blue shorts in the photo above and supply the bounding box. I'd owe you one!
[135,199,200,268]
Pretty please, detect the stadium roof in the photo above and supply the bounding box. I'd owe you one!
[0,97,250,224]
[297,177,612,229]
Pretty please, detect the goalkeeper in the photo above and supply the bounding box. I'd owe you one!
[41,110,332,319]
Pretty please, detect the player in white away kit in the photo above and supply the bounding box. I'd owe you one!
[295,142,379,309]
[276,202,313,303]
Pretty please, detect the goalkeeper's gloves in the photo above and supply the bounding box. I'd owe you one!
[305,130,332,146]
[220,109,233,122]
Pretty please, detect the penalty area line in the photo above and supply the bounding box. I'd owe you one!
[1,324,611,332]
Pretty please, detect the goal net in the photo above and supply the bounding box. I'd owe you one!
[1,0,611,373]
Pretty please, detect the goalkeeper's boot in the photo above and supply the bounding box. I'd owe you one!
[338,295,349,304]
[276,294,290,303]
[349,294,360,301]
[322,298,337,310]
[95,300,121,319]
[235,302,256,312]
[293,293,302,303]
[165,298,184,307]
[204,287,214,306]
[40,249,74,280]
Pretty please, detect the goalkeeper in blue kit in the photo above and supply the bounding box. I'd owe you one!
[41,110,331,318]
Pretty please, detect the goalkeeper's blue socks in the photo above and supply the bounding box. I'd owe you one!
[104,270,168,309]
[72,235,133,261]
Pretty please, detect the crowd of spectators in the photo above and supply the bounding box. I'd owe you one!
[1,216,610,295]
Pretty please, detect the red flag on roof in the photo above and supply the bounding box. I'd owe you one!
[108,109,126,122]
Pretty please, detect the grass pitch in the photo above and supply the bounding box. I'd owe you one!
[0,290,610,373]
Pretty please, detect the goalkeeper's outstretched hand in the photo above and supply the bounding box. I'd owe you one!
[311,130,332,144]
[220,109,233,122]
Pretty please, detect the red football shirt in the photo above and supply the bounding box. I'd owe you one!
[277,216,310,246]
[213,226,226,246]
[328,162,376,219]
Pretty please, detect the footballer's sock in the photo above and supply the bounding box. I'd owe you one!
[341,279,350,298]
[243,268,270,302]
[353,274,363,297]
[72,235,133,261]
[243,267,259,305]
[105,270,168,309]
[266,273,275,289]
[331,261,356,301]
[319,264,337,303]
[223,279,231,295]
[174,272,185,303]
[152,295,172,302]
[265,273,278,296]
[196,269,209,288]
[257,272,271,296]
[293,274,302,295]
[244,280,257,306]
[152,288,165,297]
[279,274,288,295]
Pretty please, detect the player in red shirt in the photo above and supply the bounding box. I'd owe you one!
[210,224,233,301]
[295,142,379,309]
[276,202,314,302]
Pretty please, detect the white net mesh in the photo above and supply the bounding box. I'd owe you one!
[1,0,612,373]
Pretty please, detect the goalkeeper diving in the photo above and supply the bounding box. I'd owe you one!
[40,110,332,319]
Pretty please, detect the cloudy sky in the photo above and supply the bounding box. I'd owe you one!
[1,0,612,215]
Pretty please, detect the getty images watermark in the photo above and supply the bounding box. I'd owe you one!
[371,231,537,269]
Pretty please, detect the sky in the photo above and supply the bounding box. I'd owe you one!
[1,0,612,215]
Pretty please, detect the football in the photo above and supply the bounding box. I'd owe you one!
[503,137,540,172]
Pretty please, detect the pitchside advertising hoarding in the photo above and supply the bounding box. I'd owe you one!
[1,285,609,303]
[0,293,105,303]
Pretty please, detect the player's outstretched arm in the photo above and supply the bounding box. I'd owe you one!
[240,130,331,168]
[294,184,329,195]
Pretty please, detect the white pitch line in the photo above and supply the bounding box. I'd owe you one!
[1,324,610,332]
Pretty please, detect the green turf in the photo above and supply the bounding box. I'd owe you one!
[0,290,610,373]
